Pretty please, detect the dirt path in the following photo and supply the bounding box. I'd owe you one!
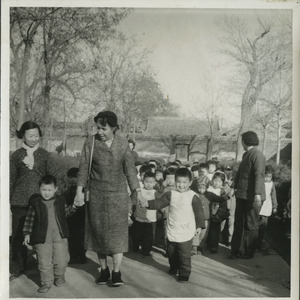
[8,243,290,298]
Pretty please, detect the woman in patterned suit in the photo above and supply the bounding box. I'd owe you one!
[74,111,143,286]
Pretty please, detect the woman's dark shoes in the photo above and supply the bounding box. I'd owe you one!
[228,251,241,259]
[178,275,189,283]
[209,248,218,254]
[168,267,178,275]
[96,267,110,285]
[241,253,254,259]
[111,271,124,286]
[9,270,24,281]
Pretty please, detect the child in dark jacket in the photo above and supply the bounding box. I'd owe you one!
[23,175,76,293]
[191,175,229,255]
[63,168,86,264]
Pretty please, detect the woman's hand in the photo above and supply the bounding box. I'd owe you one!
[74,186,85,206]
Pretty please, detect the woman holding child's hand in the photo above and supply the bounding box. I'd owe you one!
[75,111,141,286]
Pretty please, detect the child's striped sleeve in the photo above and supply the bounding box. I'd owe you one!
[23,207,35,235]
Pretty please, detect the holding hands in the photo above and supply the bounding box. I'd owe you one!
[195,228,201,236]
[136,190,148,208]
[23,235,33,250]
[74,186,85,207]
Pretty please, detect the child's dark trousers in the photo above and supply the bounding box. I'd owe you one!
[207,221,221,250]
[131,220,153,254]
[167,238,193,278]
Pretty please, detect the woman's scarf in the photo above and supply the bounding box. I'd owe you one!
[22,142,39,170]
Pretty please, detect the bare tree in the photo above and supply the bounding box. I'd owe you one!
[252,101,275,155]
[91,34,177,134]
[217,12,292,160]
[260,76,292,164]
[10,7,129,147]
[193,72,224,160]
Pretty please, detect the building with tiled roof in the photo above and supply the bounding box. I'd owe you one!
[144,117,218,137]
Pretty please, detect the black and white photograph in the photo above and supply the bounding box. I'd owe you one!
[1,0,299,299]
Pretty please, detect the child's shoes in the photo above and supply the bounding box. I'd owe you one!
[197,247,204,255]
[38,284,51,293]
[191,246,197,256]
[55,276,65,287]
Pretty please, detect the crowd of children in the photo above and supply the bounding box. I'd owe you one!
[20,153,280,291]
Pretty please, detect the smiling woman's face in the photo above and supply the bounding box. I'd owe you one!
[23,128,40,148]
[96,121,115,141]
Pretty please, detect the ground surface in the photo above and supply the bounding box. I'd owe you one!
[9,241,291,298]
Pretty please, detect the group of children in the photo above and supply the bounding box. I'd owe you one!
[21,156,278,291]
[130,158,278,282]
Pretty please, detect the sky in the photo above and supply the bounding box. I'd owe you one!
[117,8,291,128]
[118,9,245,126]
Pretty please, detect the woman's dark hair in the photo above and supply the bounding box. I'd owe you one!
[16,121,42,139]
[94,111,119,129]
[67,167,79,178]
[241,131,259,146]
[212,171,226,183]
[175,167,192,181]
[128,139,135,149]
[39,174,57,187]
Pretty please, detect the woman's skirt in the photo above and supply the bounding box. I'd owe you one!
[84,187,130,254]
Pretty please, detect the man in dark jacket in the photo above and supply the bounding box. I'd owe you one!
[230,131,266,259]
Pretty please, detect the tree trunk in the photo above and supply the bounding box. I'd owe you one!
[206,136,213,161]
[262,128,267,155]
[17,41,32,131]
[63,104,67,156]
[276,118,282,165]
